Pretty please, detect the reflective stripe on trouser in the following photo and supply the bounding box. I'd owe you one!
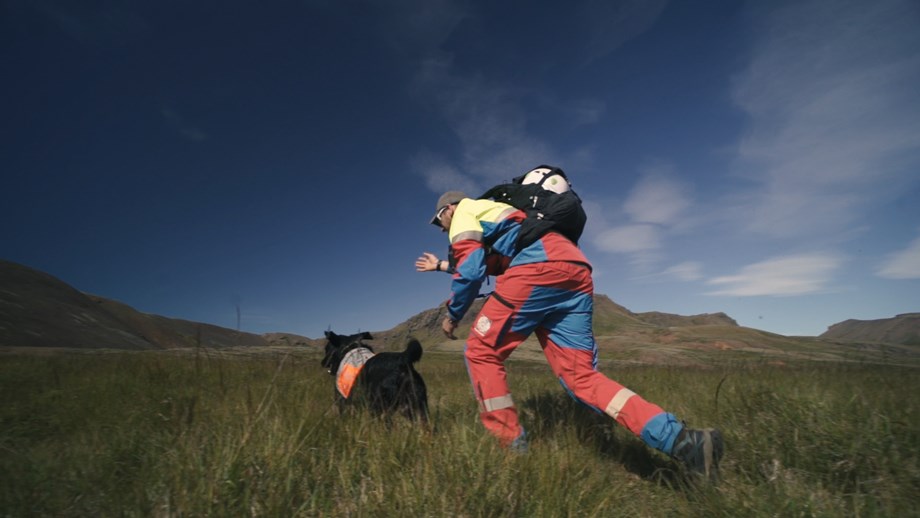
[464,261,683,454]
[464,285,527,447]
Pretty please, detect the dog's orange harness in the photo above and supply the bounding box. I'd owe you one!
[336,347,376,398]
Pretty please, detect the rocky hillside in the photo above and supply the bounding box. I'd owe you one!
[820,313,920,345]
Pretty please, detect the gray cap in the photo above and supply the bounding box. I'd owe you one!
[430,190,467,226]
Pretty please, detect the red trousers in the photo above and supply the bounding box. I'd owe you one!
[464,262,676,449]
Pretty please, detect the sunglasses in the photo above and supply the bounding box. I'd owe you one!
[436,205,449,222]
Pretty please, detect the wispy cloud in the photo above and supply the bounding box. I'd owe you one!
[729,0,920,238]
[632,261,705,282]
[374,0,553,189]
[877,234,920,279]
[594,224,661,254]
[393,0,627,193]
[706,253,842,296]
[411,56,553,186]
[623,167,691,225]
[590,167,693,269]
[409,150,480,195]
[661,261,704,282]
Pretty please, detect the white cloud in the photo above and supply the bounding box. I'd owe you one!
[623,169,691,225]
[588,167,693,271]
[629,261,704,282]
[730,0,920,238]
[377,1,546,193]
[594,224,661,254]
[376,1,546,190]
[409,151,480,195]
[399,1,613,193]
[877,235,920,279]
[661,261,704,282]
[413,57,553,185]
[706,253,842,296]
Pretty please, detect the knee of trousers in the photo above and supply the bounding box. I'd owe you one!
[559,370,616,411]
[464,328,520,364]
[480,408,523,446]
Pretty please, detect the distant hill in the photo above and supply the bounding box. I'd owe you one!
[369,293,739,350]
[369,293,918,366]
[633,310,738,328]
[371,294,626,349]
[820,313,920,345]
[262,332,324,348]
[0,260,287,349]
[591,295,739,331]
[3,259,918,366]
[0,259,739,352]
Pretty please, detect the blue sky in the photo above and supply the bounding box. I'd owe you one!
[2,0,918,339]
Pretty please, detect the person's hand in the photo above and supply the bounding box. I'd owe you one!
[415,252,440,272]
[441,316,458,339]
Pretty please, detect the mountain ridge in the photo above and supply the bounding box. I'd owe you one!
[0,260,280,350]
[820,313,920,345]
[2,259,917,366]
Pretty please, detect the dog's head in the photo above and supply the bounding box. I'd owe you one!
[321,330,374,374]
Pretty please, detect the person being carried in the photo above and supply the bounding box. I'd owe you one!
[420,177,724,480]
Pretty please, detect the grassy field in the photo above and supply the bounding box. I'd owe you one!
[1,348,918,517]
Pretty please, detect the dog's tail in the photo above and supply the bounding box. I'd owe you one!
[404,338,423,364]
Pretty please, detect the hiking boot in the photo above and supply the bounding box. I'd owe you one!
[671,428,724,481]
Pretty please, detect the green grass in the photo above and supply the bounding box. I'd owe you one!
[1,349,918,516]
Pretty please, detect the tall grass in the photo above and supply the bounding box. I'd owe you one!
[1,350,917,516]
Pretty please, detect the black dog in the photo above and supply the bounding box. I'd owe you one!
[321,330,429,422]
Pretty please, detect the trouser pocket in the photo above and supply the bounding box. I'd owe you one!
[470,292,516,348]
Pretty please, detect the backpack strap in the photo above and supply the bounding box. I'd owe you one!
[479,184,509,201]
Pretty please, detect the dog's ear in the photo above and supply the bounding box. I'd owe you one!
[361,331,373,340]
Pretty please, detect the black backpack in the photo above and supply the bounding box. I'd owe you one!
[479,165,587,253]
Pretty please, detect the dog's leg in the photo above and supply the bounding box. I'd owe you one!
[330,390,347,415]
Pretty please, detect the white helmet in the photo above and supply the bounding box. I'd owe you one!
[521,167,571,194]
